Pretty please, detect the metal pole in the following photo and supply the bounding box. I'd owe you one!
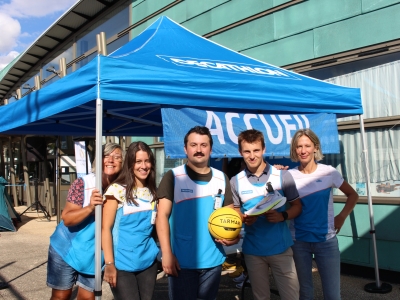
[85,140,89,175]
[0,140,4,179]
[21,137,32,207]
[94,32,107,300]
[59,58,67,78]
[15,138,22,204]
[359,115,392,293]
[9,137,18,207]
[34,75,41,90]
[16,88,22,100]
[43,138,52,216]
[54,137,61,224]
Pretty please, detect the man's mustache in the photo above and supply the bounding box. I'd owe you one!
[194,152,205,156]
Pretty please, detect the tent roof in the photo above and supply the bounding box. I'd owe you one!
[0,16,362,136]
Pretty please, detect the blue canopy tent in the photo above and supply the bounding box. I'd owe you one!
[0,16,384,297]
[0,17,362,138]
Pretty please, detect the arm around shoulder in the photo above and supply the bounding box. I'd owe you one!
[62,178,102,226]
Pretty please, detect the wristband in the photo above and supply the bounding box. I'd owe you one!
[105,262,114,266]
[281,211,288,221]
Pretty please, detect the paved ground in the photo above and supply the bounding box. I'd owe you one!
[0,207,399,300]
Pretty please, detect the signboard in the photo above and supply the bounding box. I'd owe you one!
[162,108,339,158]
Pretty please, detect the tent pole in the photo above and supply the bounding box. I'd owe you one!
[94,97,103,300]
[359,115,392,293]
[55,137,61,224]
[94,32,106,300]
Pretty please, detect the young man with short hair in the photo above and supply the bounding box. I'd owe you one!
[231,129,302,300]
[156,126,238,300]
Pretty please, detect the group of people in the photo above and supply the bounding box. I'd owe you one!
[46,125,358,300]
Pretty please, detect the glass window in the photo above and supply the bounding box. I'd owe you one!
[42,74,60,88]
[108,35,129,54]
[42,46,73,79]
[324,59,400,121]
[302,51,400,81]
[323,127,400,198]
[21,75,37,96]
[60,156,77,184]
[76,6,129,56]
[75,52,97,70]
[154,147,185,185]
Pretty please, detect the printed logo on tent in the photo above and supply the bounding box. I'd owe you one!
[157,55,300,80]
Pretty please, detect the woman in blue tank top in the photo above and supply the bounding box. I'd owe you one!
[47,143,123,300]
[102,141,159,300]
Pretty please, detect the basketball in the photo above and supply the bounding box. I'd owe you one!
[208,207,242,240]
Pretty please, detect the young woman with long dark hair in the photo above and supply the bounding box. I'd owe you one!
[101,141,159,300]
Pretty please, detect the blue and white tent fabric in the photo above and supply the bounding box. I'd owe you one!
[0,16,361,158]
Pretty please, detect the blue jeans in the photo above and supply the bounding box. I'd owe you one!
[292,236,341,300]
[46,245,95,292]
[168,265,222,300]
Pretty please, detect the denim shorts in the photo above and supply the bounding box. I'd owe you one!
[46,245,95,292]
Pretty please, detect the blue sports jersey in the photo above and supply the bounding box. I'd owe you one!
[106,184,159,272]
[50,174,97,275]
[170,165,226,269]
[233,165,294,256]
[289,164,344,242]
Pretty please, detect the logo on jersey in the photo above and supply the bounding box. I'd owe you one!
[241,190,253,195]
[181,189,193,193]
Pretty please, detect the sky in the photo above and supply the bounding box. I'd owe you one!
[0,0,79,71]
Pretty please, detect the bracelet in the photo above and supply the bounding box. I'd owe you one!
[105,262,114,266]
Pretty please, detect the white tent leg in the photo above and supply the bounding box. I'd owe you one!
[95,32,107,300]
[358,115,392,293]
[94,95,103,299]
[55,137,61,224]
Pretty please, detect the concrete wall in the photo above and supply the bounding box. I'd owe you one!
[336,203,400,271]
[131,0,400,66]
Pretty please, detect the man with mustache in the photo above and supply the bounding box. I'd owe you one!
[157,126,239,300]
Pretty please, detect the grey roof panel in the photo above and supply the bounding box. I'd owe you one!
[0,0,123,102]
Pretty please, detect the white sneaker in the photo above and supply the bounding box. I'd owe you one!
[235,279,250,289]
[233,273,246,283]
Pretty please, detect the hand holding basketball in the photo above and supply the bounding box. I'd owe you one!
[208,207,242,240]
